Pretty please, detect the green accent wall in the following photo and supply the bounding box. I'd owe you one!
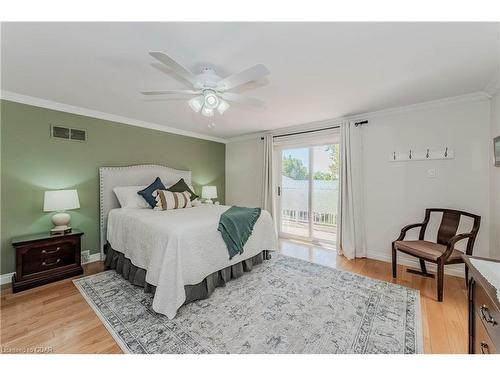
[0,100,225,274]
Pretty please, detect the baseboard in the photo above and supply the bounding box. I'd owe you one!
[367,250,465,278]
[0,250,464,285]
[0,272,15,286]
[82,253,102,264]
[0,253,102,286]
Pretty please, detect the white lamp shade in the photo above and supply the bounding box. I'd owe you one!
[201,106,214,117]
[202,186,217,199]
[188,96,204,113]
[43,190,80,212]
[217,99,230,115]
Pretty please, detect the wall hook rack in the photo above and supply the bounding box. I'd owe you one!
[389,148,454,162]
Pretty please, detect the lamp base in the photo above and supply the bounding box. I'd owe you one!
[204,199,214,204]
[51,226,72,235]
[51,211,72,235]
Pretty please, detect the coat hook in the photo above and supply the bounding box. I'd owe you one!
[393,151,396,160]
[444,147,448,157]
[426,149,430,158]
[409,149,412,160]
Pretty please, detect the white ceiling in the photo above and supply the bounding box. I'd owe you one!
[1,22,498,140]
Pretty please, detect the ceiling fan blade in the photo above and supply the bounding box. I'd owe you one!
[149,52,196,85]
[151,63,194,88]
[140,90,201,96]
[217,64,270,91]
[219,92,264,107]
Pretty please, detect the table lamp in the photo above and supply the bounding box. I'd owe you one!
[201,186,217,204]
[43,189,80,234]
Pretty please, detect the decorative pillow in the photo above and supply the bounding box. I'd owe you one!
[167,178,199,201]
[137,177,166,208]
[113,186,150,209]
[153,190,192,210]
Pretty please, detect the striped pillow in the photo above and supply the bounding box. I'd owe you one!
[153,190,192,210]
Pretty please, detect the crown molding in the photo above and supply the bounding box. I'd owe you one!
[484,71,500,97]
[0,91,227,144]
[1,90,490,145]
[227,131,268,143]
[226,91,490,143]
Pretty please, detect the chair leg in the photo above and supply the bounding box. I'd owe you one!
[465,264,469,288]
[392,244,397,278]
[437,260,444,302]
[419,259,427,274]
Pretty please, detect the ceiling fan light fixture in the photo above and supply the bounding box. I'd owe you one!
[201,106,214,117]
[203,92,219,109]
[143,52,270,118]
[217,99,230,115]
[188,96,204,113]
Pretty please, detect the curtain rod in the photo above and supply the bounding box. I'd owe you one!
[260,120,368,140]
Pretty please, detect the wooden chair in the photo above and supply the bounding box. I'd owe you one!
[392,208,481,302]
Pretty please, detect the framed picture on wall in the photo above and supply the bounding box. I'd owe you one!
[495,136,500,167]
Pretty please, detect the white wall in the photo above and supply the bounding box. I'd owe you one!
[225,138,264,207]
[226,96,492,272]
[490,92,500,259]
[363,98,491,267]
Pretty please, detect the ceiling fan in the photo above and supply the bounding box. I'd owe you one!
[141,52,270,117]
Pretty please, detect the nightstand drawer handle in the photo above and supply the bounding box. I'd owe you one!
[42,247,61,254]
[42,258,61,267]
[480,305,496,325]
[480,342,490,354]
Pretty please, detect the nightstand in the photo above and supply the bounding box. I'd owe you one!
[11,230,84,293]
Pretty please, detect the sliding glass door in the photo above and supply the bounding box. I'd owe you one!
[280,147,310,238]
[277,142,339,245]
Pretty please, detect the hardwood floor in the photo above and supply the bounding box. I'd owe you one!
[1,262,122,354]
[0,240,468,354]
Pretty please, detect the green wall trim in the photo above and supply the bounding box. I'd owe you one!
[0,100,225,274]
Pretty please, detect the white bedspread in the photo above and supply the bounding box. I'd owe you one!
[107,205,277,318]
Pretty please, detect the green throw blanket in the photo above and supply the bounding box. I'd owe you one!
[218,206,262,259]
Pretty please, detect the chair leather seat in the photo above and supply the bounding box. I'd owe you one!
[394,240,464,262]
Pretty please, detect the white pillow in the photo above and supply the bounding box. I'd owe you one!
[113,186,150,209]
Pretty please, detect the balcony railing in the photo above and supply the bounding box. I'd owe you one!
[282,209,337,227]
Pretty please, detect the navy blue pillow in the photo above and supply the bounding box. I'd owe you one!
[137,177,166,208]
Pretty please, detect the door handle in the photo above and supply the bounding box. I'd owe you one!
[277,186,281,196]
[480,342,489,354]
[480,305,496,325]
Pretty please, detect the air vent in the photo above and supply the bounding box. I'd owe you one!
[51,126,70,139]
[70,128,86,141]
[51,125,87,142]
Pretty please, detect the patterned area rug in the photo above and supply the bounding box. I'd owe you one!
[74,254,422,354]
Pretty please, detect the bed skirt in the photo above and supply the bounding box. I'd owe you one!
[104,246,272,306]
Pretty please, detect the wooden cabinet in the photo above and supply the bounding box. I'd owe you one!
[463,255,500,354]
[11,230,84,293]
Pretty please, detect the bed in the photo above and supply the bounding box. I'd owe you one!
[99,164,277,319]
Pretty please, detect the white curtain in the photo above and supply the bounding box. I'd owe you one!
[336,121,367,259]
[261,134,276,220]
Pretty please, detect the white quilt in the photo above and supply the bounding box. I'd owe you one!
[107,205,277,318]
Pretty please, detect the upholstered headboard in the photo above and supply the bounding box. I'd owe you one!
[99,164,192,257]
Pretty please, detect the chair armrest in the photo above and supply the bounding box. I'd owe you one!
[447,232,474,247]
[396,223,425,241]
[440,233,474,260]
